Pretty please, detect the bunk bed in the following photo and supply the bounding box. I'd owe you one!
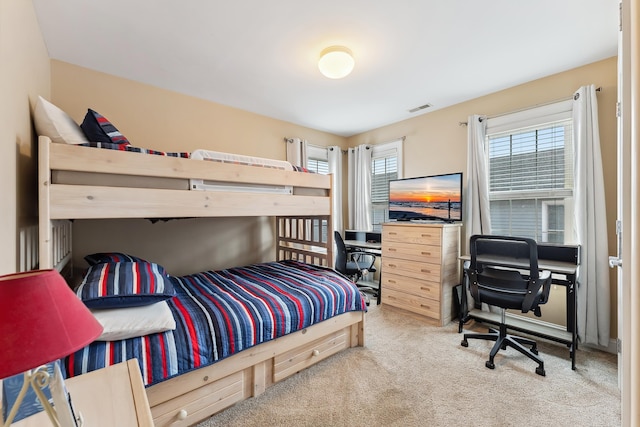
[37,136,366,427]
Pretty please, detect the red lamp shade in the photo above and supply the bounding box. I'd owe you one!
[0,269,103,379]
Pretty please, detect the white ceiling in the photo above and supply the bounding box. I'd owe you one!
[32,1,618,137]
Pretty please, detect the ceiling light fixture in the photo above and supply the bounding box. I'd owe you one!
[318,46,354,79]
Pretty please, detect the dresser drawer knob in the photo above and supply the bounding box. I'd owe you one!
[312,349,320,357]
[177,409,188,420]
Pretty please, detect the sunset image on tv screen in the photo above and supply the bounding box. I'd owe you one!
[389,173,462,221]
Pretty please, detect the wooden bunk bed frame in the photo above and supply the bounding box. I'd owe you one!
[37,136,365,427]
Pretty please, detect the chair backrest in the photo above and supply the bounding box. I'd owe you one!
[467,235,551,314]
[333,231,348,274]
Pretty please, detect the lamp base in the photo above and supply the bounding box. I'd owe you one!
[3,366,59,426]
[3,365,82,427]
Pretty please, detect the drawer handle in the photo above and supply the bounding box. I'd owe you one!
[420,287,431,291]
[389,264,398,268]
[388,279,397,284]
[312,349,320,357]
[177,409,188,420]
[421,252,431,256]
[421,234,432,237]
[420,269,432,273]
[420,304,431,309]
[389,248,397,252]
[389,232,398,236]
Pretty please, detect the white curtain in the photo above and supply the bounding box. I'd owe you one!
[573,84,610,346]
[465,114,491,244]
[285,137,308,168]
[327,146,343,234]
[348,144,372,230]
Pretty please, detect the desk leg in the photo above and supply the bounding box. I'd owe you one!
[377,269,382,305]
[458,270,469,333]
[566,275,578,370]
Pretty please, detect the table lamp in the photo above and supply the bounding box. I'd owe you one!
[0,269,103,426]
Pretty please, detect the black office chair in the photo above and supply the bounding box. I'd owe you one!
[334,231,377,291]
[460,235,552,376]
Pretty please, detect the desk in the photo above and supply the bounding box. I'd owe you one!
[459,245,579,369]
[344,238,382,305]
[344,240,382,254]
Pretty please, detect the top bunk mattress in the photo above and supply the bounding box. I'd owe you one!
[191,149,294,171]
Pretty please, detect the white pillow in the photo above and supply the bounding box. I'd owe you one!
[91,301,176,341]
[33,96,89,145]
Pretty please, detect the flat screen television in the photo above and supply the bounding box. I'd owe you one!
[388,172,463,222]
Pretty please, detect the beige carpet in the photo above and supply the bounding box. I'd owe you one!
[197,303,620,427]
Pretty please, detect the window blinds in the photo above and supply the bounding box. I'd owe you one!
[487,108,574,243]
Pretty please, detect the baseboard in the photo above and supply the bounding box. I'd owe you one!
[584,338,618,355]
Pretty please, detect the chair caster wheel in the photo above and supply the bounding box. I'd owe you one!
[461,340,468,347]
[535,366,546,376]
[485,361,495,369]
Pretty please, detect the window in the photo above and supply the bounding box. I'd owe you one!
[306,144,329,240]
[485,100,574,244]
[370,139,403,232]
[306,145,329,175]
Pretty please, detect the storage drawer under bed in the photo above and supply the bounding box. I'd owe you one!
[274,328,351,382]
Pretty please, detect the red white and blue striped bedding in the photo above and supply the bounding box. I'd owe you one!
[65,260,366,386]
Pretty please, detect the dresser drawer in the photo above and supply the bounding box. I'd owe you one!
[382,288,440,319]
[383,240,441,264]
[383,226,441,245]
[382,258,441,282]
[382,272,441,300]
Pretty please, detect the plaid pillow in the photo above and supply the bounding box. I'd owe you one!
[77,261,175,309]
[80,108,130,145]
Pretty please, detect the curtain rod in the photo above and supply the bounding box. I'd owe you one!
[286,136,406,155]
[345,136,406,153]
[458,86,602,126]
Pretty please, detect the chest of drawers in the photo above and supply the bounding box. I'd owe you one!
[381,222,461,325]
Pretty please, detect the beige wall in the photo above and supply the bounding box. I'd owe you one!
[0,0,50,275]
[51,60,348,156]
[348,57,619,338]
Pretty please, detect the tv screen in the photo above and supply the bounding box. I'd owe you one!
[388,172,463,222]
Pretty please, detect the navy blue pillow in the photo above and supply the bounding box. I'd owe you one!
[77,261,175,309]
[80,109,130,145]
[84,252,149,266]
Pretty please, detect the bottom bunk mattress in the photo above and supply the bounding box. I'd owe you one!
[66,260,366,386]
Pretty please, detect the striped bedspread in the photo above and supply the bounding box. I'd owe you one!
[65,260,366,386]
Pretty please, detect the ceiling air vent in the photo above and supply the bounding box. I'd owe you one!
[408,103,432,113]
